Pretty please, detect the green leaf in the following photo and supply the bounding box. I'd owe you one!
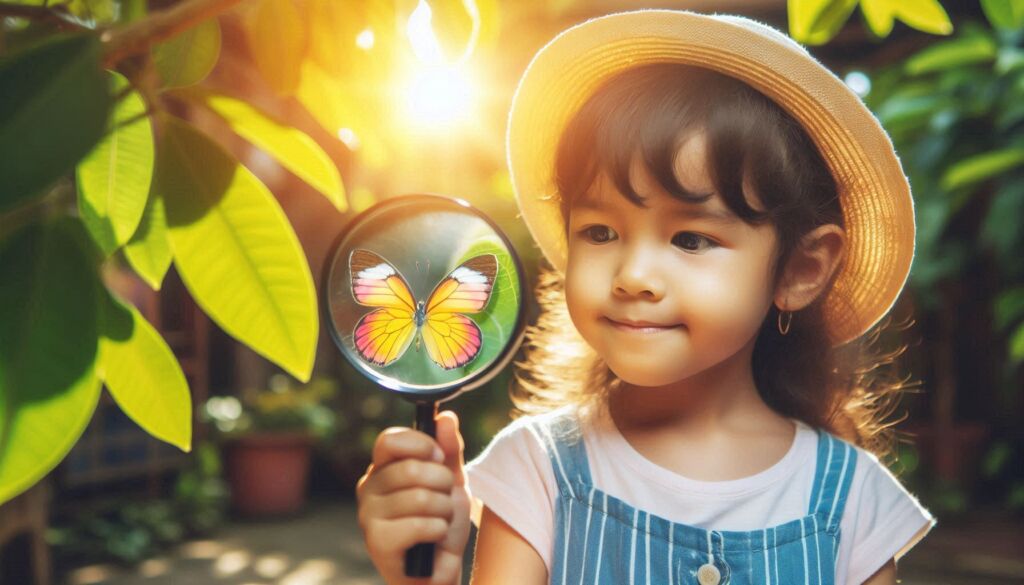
[123,182,173,290]
[905,35,997,75]
[996,47,1024,75]
[860,0,896,37]
[452,235,522,371]
[76,71,154,258]
[65,0,119,25]
[155,115,317,381]
[1010,322,1024,365]
[788,0,856,44]
[876,92,945,128]
[982,0,1024,30]
[98,288,192,452]
[941,147,1024,191]
[1009,481,1024,510]
[807,0,858,45]
[152,17,221,89]
[0,33,111,212]
[980,181,1024,265]
[994,286,1024,330]
[189,90,346,211]
[895,0,953,36]
[122,0,148,22]
[0,218,102,504]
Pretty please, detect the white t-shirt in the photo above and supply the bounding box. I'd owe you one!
[466,405,935,585]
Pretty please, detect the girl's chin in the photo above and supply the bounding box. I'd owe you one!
[607,365,690,388]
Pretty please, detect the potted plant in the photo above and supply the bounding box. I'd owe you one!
[203,374,337,517]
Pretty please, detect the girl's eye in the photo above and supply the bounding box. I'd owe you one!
[672,232,716,253]
[582,225,617,244]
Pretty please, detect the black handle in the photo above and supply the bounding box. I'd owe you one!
[404,401,439,577]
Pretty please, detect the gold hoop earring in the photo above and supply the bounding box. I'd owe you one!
[777,309,792,335]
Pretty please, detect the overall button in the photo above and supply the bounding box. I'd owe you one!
[696,562,721,585]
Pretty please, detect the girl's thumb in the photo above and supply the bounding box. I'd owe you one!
[436,410,466,485]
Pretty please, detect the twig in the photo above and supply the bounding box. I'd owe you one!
[101,0,245,67]
[0,2,87,30]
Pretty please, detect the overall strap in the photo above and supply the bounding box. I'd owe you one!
[806,429,858,532]
[527,410,594,499]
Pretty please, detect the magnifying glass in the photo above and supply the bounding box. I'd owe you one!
[321,194,526,577]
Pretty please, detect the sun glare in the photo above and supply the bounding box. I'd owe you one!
[398,0,478,131]
[401,65,475,128]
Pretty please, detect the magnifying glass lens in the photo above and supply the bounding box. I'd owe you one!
[323,194,525,402]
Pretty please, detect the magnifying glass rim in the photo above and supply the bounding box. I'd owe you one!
[320,193,528,400]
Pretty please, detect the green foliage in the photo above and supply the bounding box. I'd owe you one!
[453,235,523,373]
[77,70,154,258]
[203,375,337,440]
[173,441,230,534]
[0,33,111,211]
[0,219,103,503]
[152,16,221,89]
[47,441,229,565]
[48,500,182,565]
[866,21,1024,306]
[156,114,318,382]
[0,1,346,504]
[179,88,347,211]
[982,0,1024,30]
[941,147,1024,191]
[789,0,859,46]
[905,34,998,75]
[788,0,952,45]
[123,180,173,290]
[98,288,192,452]
[866,16,1024,513]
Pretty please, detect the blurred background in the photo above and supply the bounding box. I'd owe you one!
[0,0,1022,584]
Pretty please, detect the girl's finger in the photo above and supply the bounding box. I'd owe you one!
[364,516,449,555]
[435,410,466,486]
[371,427,445,469]
[368,458,455,495]
[361,487,455,522]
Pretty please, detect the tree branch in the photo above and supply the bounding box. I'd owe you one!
[0,2,87,30]
[100,0,245,67]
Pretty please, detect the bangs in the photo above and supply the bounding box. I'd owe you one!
[554,63,839,235]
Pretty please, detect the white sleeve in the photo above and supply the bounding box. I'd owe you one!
[838,448,936,585]
[465,417,557,571]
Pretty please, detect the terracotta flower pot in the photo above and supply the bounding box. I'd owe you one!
[225,431,314,517]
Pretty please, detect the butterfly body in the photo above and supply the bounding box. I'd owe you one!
[349,249,498,370]
[413,301,427,328]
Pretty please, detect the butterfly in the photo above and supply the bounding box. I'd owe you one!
[349,249,498,370]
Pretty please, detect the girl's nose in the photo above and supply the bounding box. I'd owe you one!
[612,249,665,301]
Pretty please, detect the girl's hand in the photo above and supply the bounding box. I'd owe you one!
[356,410,471,585]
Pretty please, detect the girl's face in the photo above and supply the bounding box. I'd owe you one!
[564,134,778,388]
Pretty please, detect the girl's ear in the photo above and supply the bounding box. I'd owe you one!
[774,224,846,311]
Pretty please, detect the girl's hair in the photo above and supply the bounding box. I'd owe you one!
[510,63,915,460]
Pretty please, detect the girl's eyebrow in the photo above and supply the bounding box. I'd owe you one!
[668,204,738,224]
[572,197,737,224]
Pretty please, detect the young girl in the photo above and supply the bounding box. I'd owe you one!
[356,10,934,585]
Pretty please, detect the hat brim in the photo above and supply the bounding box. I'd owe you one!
[506,10,915,347]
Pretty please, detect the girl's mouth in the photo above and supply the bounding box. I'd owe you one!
[603,317,682,334]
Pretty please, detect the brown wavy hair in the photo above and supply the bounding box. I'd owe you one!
[509,64,916,460]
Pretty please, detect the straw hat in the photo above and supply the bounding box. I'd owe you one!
[506,9,915,347]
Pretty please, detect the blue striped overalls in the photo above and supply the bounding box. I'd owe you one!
[529,411,857,585]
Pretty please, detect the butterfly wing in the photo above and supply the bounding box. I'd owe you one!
[349,249,417,367]
[350,249,417,311]
[422,313,482,370]
[421,254,497,369]
[353,308,417,367]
